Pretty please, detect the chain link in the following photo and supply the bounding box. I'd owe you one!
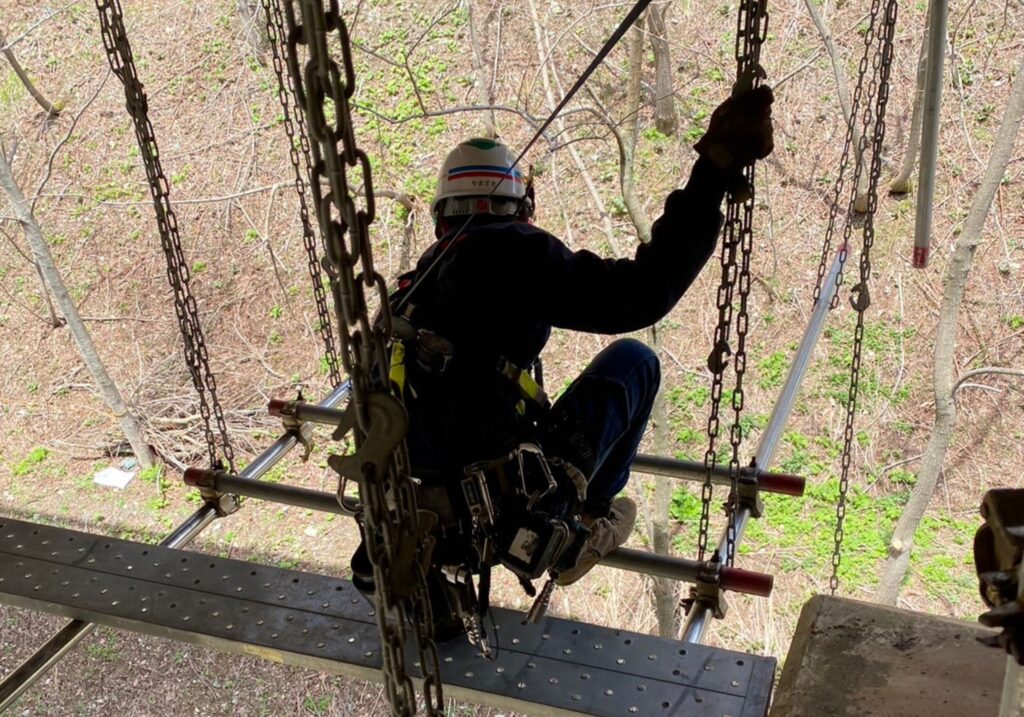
[95,0,235,474]
[812,0,884,307]
[278,2,442,714]
[262,0,342,387]
[697,0,768,566]
[830,0,898,595]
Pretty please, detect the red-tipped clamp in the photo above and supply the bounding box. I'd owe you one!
[267,398,289,417]
[183,467,214,487]
[757,471,806,497]
[720,566,774,597]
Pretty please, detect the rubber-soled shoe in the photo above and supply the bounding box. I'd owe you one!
[555,496,637,586]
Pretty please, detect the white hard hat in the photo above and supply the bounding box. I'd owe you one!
[431,138,529,219]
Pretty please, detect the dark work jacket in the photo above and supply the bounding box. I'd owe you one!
[395,176,725,479]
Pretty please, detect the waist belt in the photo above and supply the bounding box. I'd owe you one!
[412,444,560,527]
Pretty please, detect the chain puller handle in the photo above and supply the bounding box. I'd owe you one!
[830,0,898,595]
[279,2,442,714]
[94,0,236,474]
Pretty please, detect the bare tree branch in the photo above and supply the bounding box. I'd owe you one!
[32,68,110,214]
[0,140,155,468]
[0,31,62,117]
[466,0,497,137]
[353,101,557,146]
[0,2,81,53]
[876,53,1024,605]
[953,367,1024,395]
[803,0,869,211]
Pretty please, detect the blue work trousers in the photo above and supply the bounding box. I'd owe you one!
[546,338,660,512]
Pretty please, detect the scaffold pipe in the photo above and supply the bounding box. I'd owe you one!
[631,454,805,496]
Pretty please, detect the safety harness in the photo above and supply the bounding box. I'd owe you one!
[381,231,586,643]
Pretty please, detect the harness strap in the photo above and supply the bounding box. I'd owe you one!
[389,341,408,395]
[497,356,550,409]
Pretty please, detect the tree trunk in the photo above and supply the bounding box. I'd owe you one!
[803,0,869,211]
[526,0,621,255]
[619,15,652,242]
[0,147,155,469]
[646,325,678,637]
[889,19,929,194]
[875,54,1024,604]
[237,0,270,65]
[466,0,497,138]
[0,32,61,117]
[646,4,678,136]
[624,15,674,637]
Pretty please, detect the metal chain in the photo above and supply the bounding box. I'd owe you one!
[279,2,442,714]
[831,0,898,595]
[261,0,342,387]
[94,0,236,473]
[811,0,885,307]
[724,0,768,567]
[697,0,768,566]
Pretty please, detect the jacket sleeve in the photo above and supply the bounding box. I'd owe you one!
[533,158,727,334]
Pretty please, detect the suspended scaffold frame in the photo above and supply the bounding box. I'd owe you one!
[0,0,906,711]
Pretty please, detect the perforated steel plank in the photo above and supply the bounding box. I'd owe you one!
[0,517,774,716]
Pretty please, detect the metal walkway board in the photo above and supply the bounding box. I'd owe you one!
[0,517,774,716]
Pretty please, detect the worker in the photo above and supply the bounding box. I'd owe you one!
[355,84,774,628]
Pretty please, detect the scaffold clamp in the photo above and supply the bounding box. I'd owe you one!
[277,390,314,462]
[183,463,240,517]
[737,461,766,519]
[681,560,728,621]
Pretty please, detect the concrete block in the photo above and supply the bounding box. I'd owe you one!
[772,595,1003,717]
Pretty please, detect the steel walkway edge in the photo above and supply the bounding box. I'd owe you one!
[0,517,775,716]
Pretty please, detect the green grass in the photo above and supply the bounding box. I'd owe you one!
[0,70,25,109]
[302,696,332,716]
[668,473,976,600]
[13,447,49,476]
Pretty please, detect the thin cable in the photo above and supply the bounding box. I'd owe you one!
[394,0,653,314]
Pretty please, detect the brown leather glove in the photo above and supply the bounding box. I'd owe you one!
[693,84,775,175]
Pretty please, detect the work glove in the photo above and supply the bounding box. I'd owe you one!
[693,81,775,177]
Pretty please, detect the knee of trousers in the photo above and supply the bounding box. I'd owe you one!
[606,337,661,399]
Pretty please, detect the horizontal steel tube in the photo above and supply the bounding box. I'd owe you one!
[600,547,702,582]
[601,548,772,597]
[195,473,347,515]
[0,383,351,712]
[631,454,805,496]
[267,398,346,427]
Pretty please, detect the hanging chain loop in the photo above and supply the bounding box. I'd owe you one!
[830,0,898,594]
[262,0,342,388]
[95,0,236,473]
[278,2,442,714]
[698,0,768,567]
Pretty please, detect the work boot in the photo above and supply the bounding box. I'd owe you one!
[555,496,637,586]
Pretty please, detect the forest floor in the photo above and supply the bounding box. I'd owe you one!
[1,0,1023,715]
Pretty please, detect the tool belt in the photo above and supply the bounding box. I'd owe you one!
[413,443,588,582]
